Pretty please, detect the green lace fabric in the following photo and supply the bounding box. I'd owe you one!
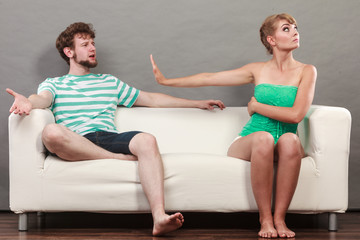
[240,83,298,144]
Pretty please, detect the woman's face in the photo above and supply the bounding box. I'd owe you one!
[270,19,299,52]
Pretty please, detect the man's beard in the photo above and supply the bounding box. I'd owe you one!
[78,60,98,68]
[74,53,98,68]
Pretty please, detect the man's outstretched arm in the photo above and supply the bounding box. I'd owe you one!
[6,88,53,115]
[133,91,225,110]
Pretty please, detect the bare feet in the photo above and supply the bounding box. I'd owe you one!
[258,221,278,238]
[152,212,184,236]
[275,220,295,238]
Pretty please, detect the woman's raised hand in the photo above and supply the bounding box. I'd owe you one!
[150,54,168,85]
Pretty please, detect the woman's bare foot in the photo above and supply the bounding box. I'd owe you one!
[275,220,295,238]
[153,212,184,236]
[258,220,278,238]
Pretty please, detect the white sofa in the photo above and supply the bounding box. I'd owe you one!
[8,106,351,231]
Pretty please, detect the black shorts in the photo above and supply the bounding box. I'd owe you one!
[83,131,142,155]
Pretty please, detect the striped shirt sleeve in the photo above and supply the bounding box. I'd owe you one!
[37,78,56,106]
[116,78,140,108]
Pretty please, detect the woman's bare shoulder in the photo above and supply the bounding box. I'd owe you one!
[301,63,317,77]
[299,63,317,86]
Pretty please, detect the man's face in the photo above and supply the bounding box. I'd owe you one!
[72,34,98,68]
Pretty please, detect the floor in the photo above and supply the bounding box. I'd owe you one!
[0,211,359,239]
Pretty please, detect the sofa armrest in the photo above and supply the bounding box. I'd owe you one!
[9,108,54,170]
[8,109,55,212]
[298,105,351,211]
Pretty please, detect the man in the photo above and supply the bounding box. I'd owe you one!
[7,22,225,236]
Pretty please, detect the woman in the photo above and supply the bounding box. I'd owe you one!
[150,13,317,238]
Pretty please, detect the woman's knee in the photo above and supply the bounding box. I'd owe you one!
[277,133,303,158]
[255,131,274,145]
[252,131,275,156]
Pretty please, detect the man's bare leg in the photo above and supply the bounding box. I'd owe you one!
[129,133,184,236]
[42,123,137,161]
[43,124,182,235]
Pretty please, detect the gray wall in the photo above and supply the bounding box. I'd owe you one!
[1,0,359,210]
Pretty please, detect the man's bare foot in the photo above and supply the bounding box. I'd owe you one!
[258,221,278,238]
[275,220,295,238]
[152,212,184,236]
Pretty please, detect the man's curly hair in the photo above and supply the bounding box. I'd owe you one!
[56,22,96,65]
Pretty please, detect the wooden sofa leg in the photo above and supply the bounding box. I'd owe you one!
[18,213,28,231]
[328,213,337,231]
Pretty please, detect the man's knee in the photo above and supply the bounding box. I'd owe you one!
[129,132,159,155]
[42,124,67,150]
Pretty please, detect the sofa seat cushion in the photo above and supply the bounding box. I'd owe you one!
[41,153,259,212]
[40,152,319,212]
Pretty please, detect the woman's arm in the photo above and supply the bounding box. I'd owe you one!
[134,91,225,110]
[151,54,257,87]
[248,65,317,123]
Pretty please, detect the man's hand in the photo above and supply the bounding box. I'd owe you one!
[150,54,168,85]
[197,100,226,110]
[6,88,32,115]
[247,96,258,116]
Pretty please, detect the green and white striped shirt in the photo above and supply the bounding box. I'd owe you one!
[38,73,139,135]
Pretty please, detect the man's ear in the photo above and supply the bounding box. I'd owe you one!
[267,36,276,47]
[63,47,74,58]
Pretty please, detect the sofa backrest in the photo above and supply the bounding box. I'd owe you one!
[114,107,249,155]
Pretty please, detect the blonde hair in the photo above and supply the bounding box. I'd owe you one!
[260,13,297,55]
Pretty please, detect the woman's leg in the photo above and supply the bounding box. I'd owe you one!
[228,132,278,238]
[273,133,304,238]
